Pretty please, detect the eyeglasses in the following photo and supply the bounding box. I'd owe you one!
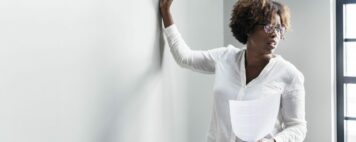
[258,24,286,39]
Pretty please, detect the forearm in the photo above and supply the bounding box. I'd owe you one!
[275,80,307,142]
[273,123,307,142]
[163,24,194,68]
[163,24,222,74]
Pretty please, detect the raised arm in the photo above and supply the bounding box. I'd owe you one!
[159,0,229,74]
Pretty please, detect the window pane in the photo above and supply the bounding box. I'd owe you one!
[344,4,356,38]
[344,42,356,76]
[346,120,356,142]
[345,84,356,117]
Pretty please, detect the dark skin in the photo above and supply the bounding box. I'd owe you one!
[159,0,174,28]
[245,13,282,85]
[159,0,280,141]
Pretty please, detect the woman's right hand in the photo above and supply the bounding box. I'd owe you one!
[159,0,173,16]
[159,0,174,28]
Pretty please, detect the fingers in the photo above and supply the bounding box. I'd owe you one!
[160,0,173,14]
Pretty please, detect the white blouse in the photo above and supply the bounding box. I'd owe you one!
[163,24,307,142]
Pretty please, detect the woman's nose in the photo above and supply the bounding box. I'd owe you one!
[269,30,277,38]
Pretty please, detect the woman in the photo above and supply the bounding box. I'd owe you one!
[159,0,307,142]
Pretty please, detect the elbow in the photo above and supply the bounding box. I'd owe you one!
[299,123,307,141]
[171,50,192,68]
[302,123,307,140]
[296,123,307,142]
[298,121,307,139]
[172,55,188,68]
[177,56,189,67]
[168,41,193,67]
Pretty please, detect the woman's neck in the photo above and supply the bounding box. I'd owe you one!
[245,48,274,67]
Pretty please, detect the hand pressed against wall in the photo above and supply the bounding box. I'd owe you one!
[159,0,174,28]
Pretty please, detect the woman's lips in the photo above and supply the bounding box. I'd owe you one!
[266,41,277,49]
[267,40,277,45]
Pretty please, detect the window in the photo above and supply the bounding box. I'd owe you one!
[337,0,356,142]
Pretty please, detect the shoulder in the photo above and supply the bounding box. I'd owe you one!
[226,44,243,52]
[209,44,243,59]
[222,44,244,57]
[278,57,303,77]
[277,56,305,91]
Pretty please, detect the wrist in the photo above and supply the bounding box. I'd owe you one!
[161,11,171,16]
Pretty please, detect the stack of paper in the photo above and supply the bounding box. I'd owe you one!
[229,94,281,142]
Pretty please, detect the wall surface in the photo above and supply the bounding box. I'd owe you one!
[173,0,224,142]
[0,0,223,142]
[0,0,336,142]
[224,0,335,142]
[224,0,244,48]
[276,0,335,142]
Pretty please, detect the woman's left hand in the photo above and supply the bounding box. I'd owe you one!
[257,138,276,142]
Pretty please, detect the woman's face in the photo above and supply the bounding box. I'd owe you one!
[247,13,283,55]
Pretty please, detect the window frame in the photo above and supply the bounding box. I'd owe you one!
[336,0,356,142]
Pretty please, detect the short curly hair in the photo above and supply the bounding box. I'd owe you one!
[229,0,290,44]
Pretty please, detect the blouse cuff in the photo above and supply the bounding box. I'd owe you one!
[164,24,179,38]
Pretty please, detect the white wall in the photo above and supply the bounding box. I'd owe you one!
[1,0,336,142]
[170,0,224,141]
[277,1,335,142]
[224,0,244,48]
[0,0,223,142]
[224,0,335,142]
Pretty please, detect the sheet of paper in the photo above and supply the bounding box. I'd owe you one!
[229,94,281,142]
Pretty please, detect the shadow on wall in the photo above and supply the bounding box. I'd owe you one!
[97,0,166,141]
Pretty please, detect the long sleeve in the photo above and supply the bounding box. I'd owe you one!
[274,71,307,142]
[163,24,227,74]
